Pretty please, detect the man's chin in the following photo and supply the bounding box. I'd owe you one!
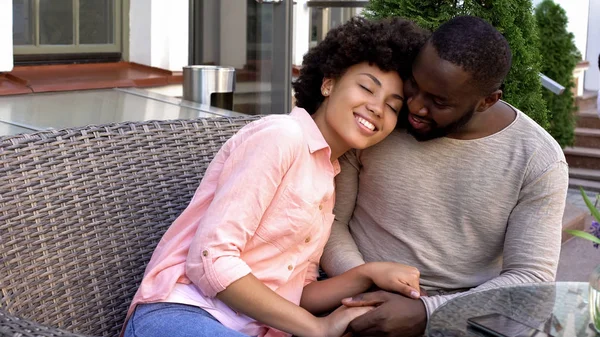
[406,126,445,142]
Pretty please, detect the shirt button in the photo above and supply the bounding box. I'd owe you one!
[288,265,293,271]
[202,250,208,257]
[319,204,323,210]
[305,237,311,243]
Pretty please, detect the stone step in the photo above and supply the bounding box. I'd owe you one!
[569,167,600,181]
[564,146,600,169]
[575,127,600,148]
[576,95,597,112]
[569,177,600,193]
[576,111,600,129]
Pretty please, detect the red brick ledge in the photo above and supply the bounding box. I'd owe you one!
[0,62,183,96]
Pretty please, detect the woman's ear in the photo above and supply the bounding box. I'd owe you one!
[321,78,335,97]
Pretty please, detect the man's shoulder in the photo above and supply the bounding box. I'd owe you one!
[508,105,565,163]
[504,105,567,181]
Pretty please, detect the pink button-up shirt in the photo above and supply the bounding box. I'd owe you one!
[124,108,341,337]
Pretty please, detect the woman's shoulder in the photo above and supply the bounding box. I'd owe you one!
[231,114,307,153]
[245,114,305,140]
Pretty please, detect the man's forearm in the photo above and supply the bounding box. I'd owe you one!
[321,221,366,276]
[420,269,551,316]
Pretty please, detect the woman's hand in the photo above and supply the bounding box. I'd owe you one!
[315,305,374,337]
[363,262,421,299]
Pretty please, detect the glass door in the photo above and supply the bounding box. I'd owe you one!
[190,0,293,115]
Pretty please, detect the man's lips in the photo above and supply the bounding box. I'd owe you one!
[408,114,432,130]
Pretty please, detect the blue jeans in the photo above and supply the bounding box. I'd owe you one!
[124,302,249,337]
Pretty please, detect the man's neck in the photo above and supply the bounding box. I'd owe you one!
[448,101,517,140]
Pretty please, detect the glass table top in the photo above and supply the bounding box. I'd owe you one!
[426,282,595,337]
[0,88,246,137]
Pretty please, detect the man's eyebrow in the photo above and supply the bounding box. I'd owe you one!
[359,73,404,101]
[431,94,450,102]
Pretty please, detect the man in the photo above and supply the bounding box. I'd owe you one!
[321,16,569,336]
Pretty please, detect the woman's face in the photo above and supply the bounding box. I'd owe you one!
[318,62,403,152]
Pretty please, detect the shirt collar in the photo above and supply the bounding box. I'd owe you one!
[290,107,329,154]
[289,107,341,176]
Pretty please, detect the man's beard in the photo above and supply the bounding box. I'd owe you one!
[398,105,476,142]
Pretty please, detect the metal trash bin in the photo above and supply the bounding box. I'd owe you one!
[183,65,236,110]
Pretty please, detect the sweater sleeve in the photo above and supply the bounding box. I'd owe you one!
[421,161,569,316]
[321,150,367,277]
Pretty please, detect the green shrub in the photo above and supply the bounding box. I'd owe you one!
[366,0,550,130]
[535,0,579,148]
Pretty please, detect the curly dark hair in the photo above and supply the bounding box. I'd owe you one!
[292,17,429,114]
[430,16,512,95]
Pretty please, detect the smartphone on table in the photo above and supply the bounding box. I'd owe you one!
[467,313,554,337]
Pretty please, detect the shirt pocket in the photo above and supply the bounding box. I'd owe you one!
[257,185,319,252]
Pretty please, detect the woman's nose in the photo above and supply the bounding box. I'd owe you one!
[367,101,384,118]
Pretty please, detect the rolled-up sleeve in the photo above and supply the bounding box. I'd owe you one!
[303,261,319,287]
[186,119,304,297]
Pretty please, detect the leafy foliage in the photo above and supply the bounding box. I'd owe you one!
[535,0,580,148]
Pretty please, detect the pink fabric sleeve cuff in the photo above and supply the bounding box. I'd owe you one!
[303,262,319,287]
[188,250,253,298]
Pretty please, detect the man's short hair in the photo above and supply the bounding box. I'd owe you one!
[430,16,512,95]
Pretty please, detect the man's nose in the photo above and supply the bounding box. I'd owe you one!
[407,95,428,116]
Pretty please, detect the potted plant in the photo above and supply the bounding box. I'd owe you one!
[565,188,600,332]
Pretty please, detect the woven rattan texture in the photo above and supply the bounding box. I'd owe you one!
[0,116,259,337]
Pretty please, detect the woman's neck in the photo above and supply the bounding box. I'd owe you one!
[312,104,349,162]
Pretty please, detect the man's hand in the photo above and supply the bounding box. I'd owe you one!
[342,290,427,336]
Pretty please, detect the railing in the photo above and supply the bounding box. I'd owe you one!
[540,73,565,95]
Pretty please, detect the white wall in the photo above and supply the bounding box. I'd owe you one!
[0,0,13,72]
[293,0,310,66]
[586,0,600,91]
[129,0,152,67]
[129,0,189,72]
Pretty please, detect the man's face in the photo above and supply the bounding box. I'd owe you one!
[401,43,483,141]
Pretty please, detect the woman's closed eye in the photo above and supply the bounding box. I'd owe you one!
[359,84,373,94]
[387,103,399,114]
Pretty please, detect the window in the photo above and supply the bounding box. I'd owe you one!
[13,0,121,55]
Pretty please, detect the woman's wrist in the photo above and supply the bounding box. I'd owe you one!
[306,316,327,337]
[353,263,376,288]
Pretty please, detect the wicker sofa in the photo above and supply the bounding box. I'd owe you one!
[0,116,260,337]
